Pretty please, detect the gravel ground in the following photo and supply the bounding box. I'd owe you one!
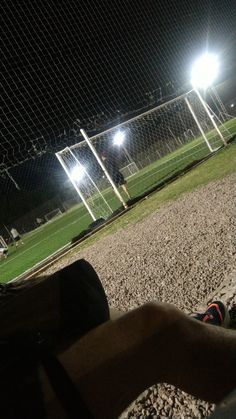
[45,174,236,418]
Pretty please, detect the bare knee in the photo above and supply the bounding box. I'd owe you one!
[141,301,182,323]
[132,301,184,339]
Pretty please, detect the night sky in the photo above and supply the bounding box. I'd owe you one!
[1,0,236,200]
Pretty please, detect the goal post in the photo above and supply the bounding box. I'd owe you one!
[44,208,62,222]
[193,88,227,146]
[56,150,96,221]
[120,162,139,179]
[56,90,228,213]
[0,236,8,248]
[80,129,128,209]
[185,97,213,152]
[56,147,113,221]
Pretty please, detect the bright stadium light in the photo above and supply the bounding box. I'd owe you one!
[231,103,235,108]
[191,53,219,89]
[113,130,125,146]
[189,52,227,148]
[70,165,85,182]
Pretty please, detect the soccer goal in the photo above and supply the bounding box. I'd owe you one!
[56,89,228,216]
[44,208,62,222]
[120,162,139,179]
[56,147,113,221]
[0,236,7,248]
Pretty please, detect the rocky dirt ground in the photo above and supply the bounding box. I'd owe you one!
[45,173,236,418]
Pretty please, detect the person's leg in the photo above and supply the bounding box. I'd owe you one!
[55,302,236,419]
[109,307,124,320]
[121,183,131,199]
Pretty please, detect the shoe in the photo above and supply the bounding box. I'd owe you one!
[194,301,230,327]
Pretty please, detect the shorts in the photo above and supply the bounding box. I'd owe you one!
[0,259,110,343]
[112,171,126,187]
[1,259,108,418]
[14,235,21,242]
[58,259,110,339]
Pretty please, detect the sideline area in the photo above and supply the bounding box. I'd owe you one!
[1,138,236,283]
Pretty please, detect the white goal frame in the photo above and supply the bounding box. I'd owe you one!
[56,89,228,219]
[0,235,8,248]
[56,146,113,221]
[44,208,62,222]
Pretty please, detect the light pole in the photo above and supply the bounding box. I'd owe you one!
[190,53,227,147]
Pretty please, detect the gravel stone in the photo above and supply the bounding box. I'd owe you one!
[44,174,236,419]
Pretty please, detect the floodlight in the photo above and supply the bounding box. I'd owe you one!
[230,103,235,108]
[113,131,125,146]
[191,53,219,89]
[71,165,85,181]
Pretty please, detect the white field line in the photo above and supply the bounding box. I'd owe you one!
[76,136,221,205]
[5,138,228,283]
[1,136,226,278]
[79,140,218,206]
[1,213,88,269]
[129,140,212,191]
[20,200,85,241]
[23,213,64,239]
[9,243,69,283]
[130,140,207,187]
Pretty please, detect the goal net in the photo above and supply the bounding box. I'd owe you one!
[0,236,8,249]
[56,148,113,221]
[1,0,235,176]
[120,162,139,179]
[56,90,227,213]
[44,208,62,222]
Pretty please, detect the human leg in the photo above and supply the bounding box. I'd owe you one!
[55,302,236,419]
[114,171,131,199]
[109,307,124,320]
[121,183,131,199]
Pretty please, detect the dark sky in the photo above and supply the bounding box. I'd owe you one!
[1,0,236,193]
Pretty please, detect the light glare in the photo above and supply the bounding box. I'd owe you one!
[113,131,125,146]
[191,53,219,89]
[71,165,85,182]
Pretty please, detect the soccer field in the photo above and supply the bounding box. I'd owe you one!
[1,118,236,283]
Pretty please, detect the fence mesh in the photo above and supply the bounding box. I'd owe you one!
[56,148,113,220]
[57,90,228,216]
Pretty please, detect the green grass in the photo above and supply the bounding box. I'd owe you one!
[1,118,235,283]
[67,139,236,253]
[107,118,236,200]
